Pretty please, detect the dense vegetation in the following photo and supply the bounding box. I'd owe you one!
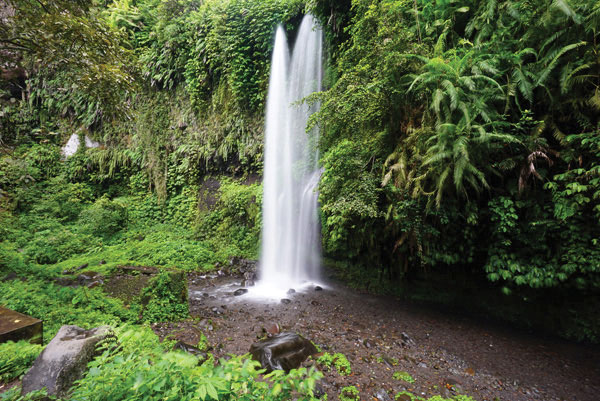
[310,0,600,340]
[0,0,599,398]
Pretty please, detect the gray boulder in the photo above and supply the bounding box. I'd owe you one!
[250,332,318,372]
[22,325,112,398]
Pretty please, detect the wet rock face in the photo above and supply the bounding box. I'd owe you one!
[229,257,257,276]
[22,325,112,398]
[249,332,318,372]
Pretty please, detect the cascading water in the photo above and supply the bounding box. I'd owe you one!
[255,15,323,298]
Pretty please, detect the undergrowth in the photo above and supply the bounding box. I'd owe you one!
[0,341,43,383]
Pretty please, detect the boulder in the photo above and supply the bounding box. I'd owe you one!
[374,389,392,401]
[22,325,112,398]
[250,332,318,372]
[173,340,208,363]
[233,288,248,296]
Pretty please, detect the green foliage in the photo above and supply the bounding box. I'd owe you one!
[310,0,600,341]
[78,196,128,239]
[393,371,415,384]
[183,0,304,111]
[316,352,351,376]
[319,140,379,261]
[69,326,323,401]
[339,385,359,401]
[0,241,30,275]
[0,388,52,401]
[0,341,43,383]
[0,0,135,128]
[23,227,99,265]
[0,279,135,342]
[196,178,262,262]
[141,271,189,323]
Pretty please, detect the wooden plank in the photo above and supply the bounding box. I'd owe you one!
[0,307,43,345]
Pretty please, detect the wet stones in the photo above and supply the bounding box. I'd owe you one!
[400,332,415,347]
[250,332,318,372]
[22,325,112,398]
[233,288,248,296]
[374,389,392,401]
[281,298,291,304]
[242,279,255,287]
[54,272,104,288]
[61,263,88,275]
[266,323,281,335]
[314,285,323,291]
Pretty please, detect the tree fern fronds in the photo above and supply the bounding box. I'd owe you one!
[589,88,600,111]
[454,153,470,192]
[435,166,451,207]
[423,150,452,166]
[537,41,586,86]
[431,88,444,115]
[551,0,582,24]
[512,68,533,103]
[562,62,592,87]
[539,30,566,56]
[441,80,458,110]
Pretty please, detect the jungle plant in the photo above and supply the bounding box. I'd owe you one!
[393,371,415,384]
[0,341,43,383]
[317,352,351,376]
[339,385,359,401]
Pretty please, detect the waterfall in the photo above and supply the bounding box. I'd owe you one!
[256,15,323,297]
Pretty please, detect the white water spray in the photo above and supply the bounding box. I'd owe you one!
[255,15,323,298]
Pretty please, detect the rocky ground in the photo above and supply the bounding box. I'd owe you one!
[151,269,600,401]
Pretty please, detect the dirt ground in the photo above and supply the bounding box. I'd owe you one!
[151,272,600,401]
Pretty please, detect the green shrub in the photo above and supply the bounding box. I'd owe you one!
[195,178,262,262]
[0,279,135,341]
[31,178,94,222]
[317,352,351,376]
[0,341,43,383]
[141,271,188,323]
[0,242,30,275]
[70,326,323,401]
[339,385,359,401]
[78,197,127,239]
[23,228,99,265]
[393,371,415,384]
[0,387,50,401]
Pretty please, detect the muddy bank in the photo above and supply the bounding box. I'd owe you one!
[149,273,600,401]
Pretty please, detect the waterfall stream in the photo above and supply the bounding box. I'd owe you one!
[254,15,323,298]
